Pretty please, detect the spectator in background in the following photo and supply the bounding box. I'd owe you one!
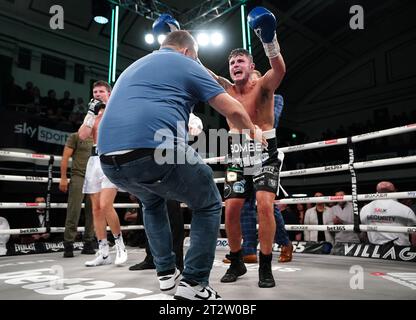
[400,198,416,215]
[31,87,43,115]
[296,203,306,225]
[294,203,306,241]
[70,97,88,127]
[278,204,302,242]
[42,89,59,117]
[22,197,51,243]
[304,192,334,244]
[360,181,416,246]
[2,76,22,106]
[59,90,75,115]
[21,81,34,104]
[72,97,87,115]
[332,191,360,244]
[0,216,10,255]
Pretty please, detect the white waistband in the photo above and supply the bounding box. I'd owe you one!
[105,149,134,156]
[263,128,276,139]
[228,128,276,140]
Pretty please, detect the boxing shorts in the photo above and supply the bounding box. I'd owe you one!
[83,145,120,194]
[224,128,284,199]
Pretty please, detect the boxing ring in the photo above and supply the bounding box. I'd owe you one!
[0,123,415,300]
[0,249,414,300]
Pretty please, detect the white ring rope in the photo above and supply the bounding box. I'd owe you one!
[0,124,414,165]
[1,191,415,209]
[0,175,62,183]
[204,123,416,163]
[278,123,416,153]
[1,124,415,238]
[0,203,141,209]
[0,223,415,236]
[280,155,416,178]
[2,154,415,185]
[0,150,63,162]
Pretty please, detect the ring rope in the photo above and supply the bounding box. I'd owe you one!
[1,124,415,240]
[2,155,415,185]
[1,124,414,164]
[0,224,415,236]
[1,191,415,209]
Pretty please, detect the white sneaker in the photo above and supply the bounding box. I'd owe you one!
[158,268,181,291]
[174,279,222,300]
[114,239,128,265]
[85,251,112,267]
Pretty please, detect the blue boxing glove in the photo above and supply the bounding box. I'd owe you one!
[248,7,280,58]
[152,13,180,35]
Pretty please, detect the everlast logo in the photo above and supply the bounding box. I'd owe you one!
[14,243,36,253]
[324,165,343,171]
[45,242,64,251]
[348,148,359,215]
[327,225,346,231]
[74,242,84,250]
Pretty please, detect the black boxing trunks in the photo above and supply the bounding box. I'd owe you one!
[224,128,284,199]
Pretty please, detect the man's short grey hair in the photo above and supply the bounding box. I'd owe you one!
[161,30,197,51]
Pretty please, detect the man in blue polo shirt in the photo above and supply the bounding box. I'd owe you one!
[98,30,261,300]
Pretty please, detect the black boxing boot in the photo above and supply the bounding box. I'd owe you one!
[63,241,74,258]
[220,250,247,283]
[258,251,275,288]
[81,241,96,255]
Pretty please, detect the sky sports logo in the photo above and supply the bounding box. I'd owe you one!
[14,123,70,146]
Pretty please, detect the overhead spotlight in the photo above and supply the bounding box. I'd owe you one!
[145,33,155,44]
[211,32,223,46]
[197,33,209,47]
[92,0,111,24]
[157,34,166,45]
